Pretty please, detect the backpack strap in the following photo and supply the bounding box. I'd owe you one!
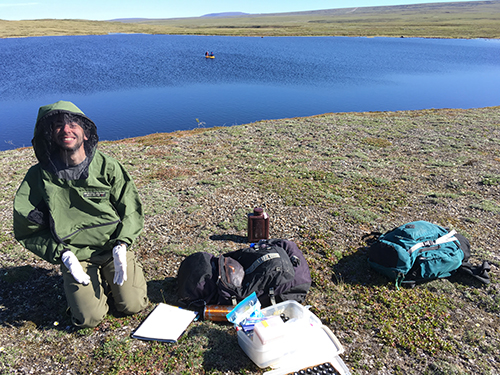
[409,230,458,254]
[460,261,491,284]
[244,252,281,274]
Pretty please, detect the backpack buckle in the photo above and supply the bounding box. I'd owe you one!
[269,287,276,305]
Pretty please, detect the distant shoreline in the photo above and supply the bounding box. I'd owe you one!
[3,105,499,153]
[2,32,498,41]
[2,2,500,40]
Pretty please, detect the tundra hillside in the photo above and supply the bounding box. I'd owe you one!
[0,107,499,374]
[1,1,500,39]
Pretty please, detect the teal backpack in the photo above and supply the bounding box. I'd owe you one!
[368,221,490,287]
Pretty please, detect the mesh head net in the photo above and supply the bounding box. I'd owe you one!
[32,110,99,169]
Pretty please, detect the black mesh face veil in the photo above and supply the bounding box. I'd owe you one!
[32,110,99,171]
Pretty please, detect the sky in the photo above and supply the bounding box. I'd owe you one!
[0,0,482,21]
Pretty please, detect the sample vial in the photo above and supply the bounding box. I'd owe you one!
[203,305,234,321]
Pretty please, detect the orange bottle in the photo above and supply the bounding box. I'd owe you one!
[203,305,234,321]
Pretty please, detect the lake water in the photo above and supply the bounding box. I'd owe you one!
[1,34,499,151]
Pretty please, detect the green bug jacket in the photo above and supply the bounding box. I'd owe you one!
[13,101,143,264]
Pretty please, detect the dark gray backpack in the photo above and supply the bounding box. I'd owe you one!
[176,239,311,309]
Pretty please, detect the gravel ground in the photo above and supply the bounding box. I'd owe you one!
[0,107,499,374]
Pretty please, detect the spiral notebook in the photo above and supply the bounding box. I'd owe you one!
[131,303,198,342]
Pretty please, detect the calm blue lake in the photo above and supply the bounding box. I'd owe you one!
[1,34,499,151]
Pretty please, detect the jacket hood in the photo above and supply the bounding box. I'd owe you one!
[32,101,99,172]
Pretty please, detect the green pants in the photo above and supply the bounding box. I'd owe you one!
[61,251,148,328]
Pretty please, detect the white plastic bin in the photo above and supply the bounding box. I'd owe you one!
[237,300,351,375]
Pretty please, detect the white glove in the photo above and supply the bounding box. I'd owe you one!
[113,244,128,286]
[61,251,90,285]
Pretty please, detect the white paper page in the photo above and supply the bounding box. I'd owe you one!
[132,303,197,342]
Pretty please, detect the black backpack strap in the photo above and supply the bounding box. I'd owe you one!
[460,261,491,284]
